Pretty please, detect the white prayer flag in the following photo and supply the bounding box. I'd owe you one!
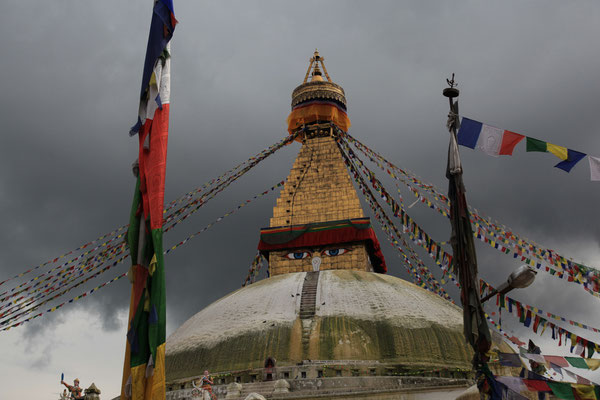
[525,353,545,363]
[476,125,503,157]
[589,156,600,181]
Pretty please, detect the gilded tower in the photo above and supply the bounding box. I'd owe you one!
[259,50,386,276]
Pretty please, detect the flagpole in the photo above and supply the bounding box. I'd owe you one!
[443,75,492,370]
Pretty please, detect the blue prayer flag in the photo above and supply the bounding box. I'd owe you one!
[554,149,586,172]
[457,118,483,149]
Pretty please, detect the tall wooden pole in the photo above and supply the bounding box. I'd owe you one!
[443,75,491,368]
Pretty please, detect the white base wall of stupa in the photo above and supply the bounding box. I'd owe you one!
[166,376,473,400]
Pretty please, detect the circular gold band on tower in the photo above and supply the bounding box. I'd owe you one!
[291,81,347,109]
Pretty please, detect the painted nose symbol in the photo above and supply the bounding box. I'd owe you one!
[312,256,321,271]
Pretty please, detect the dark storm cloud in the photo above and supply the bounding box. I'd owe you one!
[1,0,600,349]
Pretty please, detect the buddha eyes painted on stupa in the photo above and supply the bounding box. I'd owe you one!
[286,251,311,260]
[285,248,350,260]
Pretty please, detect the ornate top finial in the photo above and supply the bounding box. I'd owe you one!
[293,50,346,109]
[303,48,331,83]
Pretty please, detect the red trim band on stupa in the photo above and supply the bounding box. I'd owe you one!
[258,218,387,273]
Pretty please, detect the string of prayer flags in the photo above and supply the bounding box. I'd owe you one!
[0,133,297,333]
[164,181,286,256]
[521,353,600,371]
[526,138,588,172]
[336,136,453,301]
[487,314,600,395]
[482,287,600,359]
[340,129,600,295]
[457,117,524,156]
[337,135,454,295]
[456,117,597,177]
[480,280,600,335]
[0,180,284,332]
[0,270,128,332]
[0,223,128,288]
[1,132,297,307]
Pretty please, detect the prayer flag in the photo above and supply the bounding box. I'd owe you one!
[572,384,596,400]
[496,376,528,396]
[589,156,600,181]
[457,118,524,156]
[547,381,576,399]
[526,353,545,364]
[545,356,569,368]
[526,137,547,153]
[524,310,533,327]
[585,359,600,371]
[577,375,591,385]
[549,363,564,379]
[121,2,176,400]
[500,131,525,155]
[523,379,551,392]
[555,150,587,173]
[498,352,522,367]
[547,143,569,160]
[566,357,589,369]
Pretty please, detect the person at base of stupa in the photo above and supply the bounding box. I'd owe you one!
[61,378,83,400]
[194,370,216,399]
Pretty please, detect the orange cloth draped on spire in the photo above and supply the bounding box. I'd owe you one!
[287,101,351,135]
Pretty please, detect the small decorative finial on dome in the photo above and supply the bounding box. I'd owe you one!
[303,49,332,83]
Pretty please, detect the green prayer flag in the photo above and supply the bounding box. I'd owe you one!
[127,178,142,265]
[526,137,548,152]
[547,381,575,399]
[148,228,166,362]
[565,357,589,369]
[519,306,526,324]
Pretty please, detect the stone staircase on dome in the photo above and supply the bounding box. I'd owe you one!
[299,271,319,354]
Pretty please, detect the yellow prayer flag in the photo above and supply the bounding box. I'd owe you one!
[547,143,568,160]
[149,72,157,88]
[572,384,596,399]
[585,358,600,371]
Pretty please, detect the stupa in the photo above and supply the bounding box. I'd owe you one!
[165,51,473,399]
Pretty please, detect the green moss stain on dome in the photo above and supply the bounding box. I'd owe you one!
[167,324,297,381]
[315,316,471,368]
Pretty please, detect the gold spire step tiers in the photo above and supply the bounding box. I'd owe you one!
[270,135,363,227]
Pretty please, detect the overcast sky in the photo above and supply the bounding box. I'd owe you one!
[1,1,600,398]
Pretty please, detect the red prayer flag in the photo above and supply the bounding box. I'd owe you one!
[544,355,569,368]
[499,131,525,155]
[523,379,551,392]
